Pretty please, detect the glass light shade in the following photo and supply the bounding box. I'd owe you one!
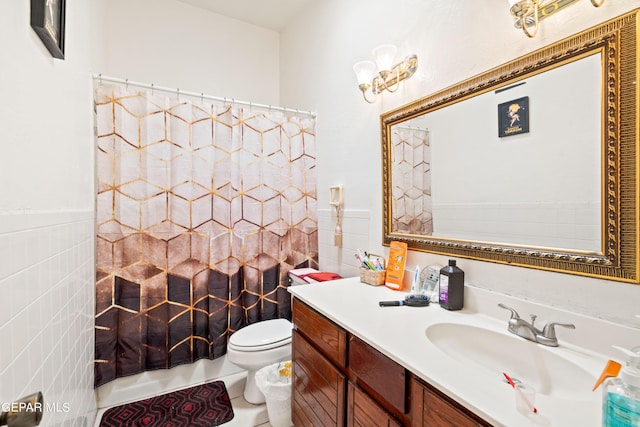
[508,0,521,6]
[372,44,397,72]
[353,60,377,85]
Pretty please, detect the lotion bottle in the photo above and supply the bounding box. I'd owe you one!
[602,346,640,427]
[438,259,464,311]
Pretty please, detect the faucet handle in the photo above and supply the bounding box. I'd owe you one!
[498,303,521,320]
[541,322,576,339]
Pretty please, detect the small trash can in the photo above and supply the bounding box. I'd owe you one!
[255,361,293,427]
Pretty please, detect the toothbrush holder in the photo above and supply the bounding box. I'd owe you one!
[359,255,386,286]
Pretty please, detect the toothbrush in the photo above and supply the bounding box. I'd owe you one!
[503,372,537,413]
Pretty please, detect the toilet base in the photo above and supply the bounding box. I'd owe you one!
[244,369,266,404]
[226,319,293,405]
[227,345,292,404]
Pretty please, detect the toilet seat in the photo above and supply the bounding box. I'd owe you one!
[228,318,292,352]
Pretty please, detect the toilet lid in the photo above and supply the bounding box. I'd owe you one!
[228,319,292,351]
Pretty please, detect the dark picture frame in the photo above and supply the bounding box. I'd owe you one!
[30,0,66,59]
[498,96,529,138]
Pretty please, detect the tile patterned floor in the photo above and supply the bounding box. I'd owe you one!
[94,371,272,427]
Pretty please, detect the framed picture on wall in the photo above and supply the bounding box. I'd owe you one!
[498,96,529,138]
[30,0,66,59]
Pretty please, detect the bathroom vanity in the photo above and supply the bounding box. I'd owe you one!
[291,298,489,426]
[288,277,628,426]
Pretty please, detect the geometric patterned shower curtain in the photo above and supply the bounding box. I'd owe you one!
[93,84,318,387]
[390,127,432,235]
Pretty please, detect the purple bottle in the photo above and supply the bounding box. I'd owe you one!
[439,259,464,311]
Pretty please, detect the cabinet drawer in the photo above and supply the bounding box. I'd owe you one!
[347,381,401,427]
[348,335,407,414]
[293,329,346,427]
[292,299,347,368]
[410,377,491,427]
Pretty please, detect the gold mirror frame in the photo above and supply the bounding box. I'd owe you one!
[381,10,639,283]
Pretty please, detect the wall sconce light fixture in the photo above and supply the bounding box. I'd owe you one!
[353,44,418,103]
[508,0,605,38]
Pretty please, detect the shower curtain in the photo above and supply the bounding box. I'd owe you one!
[93,84,318,387]
[391,127,432,235]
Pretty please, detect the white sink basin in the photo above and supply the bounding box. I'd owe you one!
[425,322,597,401]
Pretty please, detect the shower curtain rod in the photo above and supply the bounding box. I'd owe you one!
[93,74,316,118]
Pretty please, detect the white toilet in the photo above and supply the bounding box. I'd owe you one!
[227,318,293,404]
[226,268,320,404]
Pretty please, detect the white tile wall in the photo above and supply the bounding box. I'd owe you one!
[0,210,96,427]
[318,209,371,277]
[433,201,601,252]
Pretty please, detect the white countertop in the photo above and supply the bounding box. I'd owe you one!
[288,277,609,427]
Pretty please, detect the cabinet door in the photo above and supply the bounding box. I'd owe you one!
[348,335,407,414]
[410,377,491,427]
[293,299,347,368]
[347,381,401,427]
[293,329,347,426]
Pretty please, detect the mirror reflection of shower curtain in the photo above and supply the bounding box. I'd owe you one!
[94,84,318,387]
[390,127,432,235]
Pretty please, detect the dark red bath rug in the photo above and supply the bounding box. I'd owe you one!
[99,381,234,426]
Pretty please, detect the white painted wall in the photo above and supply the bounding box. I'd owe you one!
[0,1,96,212]
[0,1,99,425]
[97,0,281,106]
[280,0,640,327]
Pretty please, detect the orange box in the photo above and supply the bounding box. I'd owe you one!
[385,241,407,290]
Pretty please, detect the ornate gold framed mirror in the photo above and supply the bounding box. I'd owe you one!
[381,9,639,283]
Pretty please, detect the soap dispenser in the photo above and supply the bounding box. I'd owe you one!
[602,346,640,426]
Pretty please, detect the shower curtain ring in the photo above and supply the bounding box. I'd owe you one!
[125,78,129,89]
[201,92,204,103]
[151,83,154,95]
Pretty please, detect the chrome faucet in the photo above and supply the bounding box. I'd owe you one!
[498,303,575,347]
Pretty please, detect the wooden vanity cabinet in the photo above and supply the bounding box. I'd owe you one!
[348,335,407,419]
[292,329,346,426]
[292,299,348,426]
[292,298,491,427]
[410,377,493,427]
[293,299,401,426]
[347,381,401,427]
[292,298,347,368]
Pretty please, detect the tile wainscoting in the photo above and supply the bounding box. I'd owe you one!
[0,210,96,426]
[318,209,371,277]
